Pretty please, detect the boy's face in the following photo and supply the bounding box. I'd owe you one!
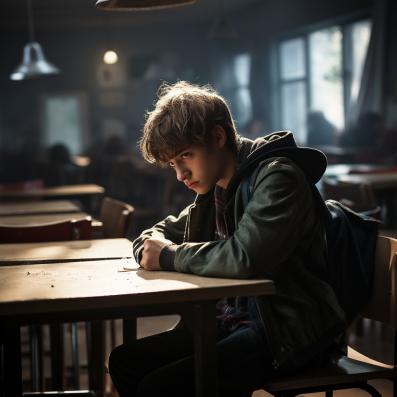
[168,140,230,195]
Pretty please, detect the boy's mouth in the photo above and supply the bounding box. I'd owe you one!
[186,182,198,189]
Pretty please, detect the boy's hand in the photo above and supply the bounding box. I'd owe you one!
[141,238,173,271]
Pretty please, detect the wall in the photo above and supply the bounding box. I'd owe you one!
[2,0,396,158]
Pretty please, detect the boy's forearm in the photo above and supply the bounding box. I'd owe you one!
[132,205,191,265]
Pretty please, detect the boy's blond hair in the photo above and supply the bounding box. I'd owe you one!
[140,81,241,166]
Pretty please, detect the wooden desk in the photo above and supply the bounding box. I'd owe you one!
[0,184,104,199]
[0,259,275,397]
[0,200,80,216]
[0,238,133,265]
[0,213,103,235]
[0,184,105,213]
[324,164,391,178]
[338,172,397,190]
[0,213,91,226]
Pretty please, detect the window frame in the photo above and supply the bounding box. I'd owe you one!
[39,91,90,155]
[270,9,371,140]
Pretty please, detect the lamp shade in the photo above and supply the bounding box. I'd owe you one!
[207,17,239,39]
[95,0,199,11]
[10,42,60,81]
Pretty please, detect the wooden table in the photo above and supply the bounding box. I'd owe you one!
[0,200,80,217]
[324,164,391,178]
[0,184,105,213]
[0,213,103,235]
[0,213,92,226]
[0,238,133,265]
[0,259,274,397]
[338,172,397,190]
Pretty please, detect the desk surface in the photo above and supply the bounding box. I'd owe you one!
[0,184,104,199]
[0,259,275,316]
[0,238,132,264]
[0,212,91,226]
[325,164,390,177]
[0,200,80,216]
[338,172,397,189]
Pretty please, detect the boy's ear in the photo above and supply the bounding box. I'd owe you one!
[213,125,227,149]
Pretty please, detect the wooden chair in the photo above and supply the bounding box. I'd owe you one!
[260,235,397,397]
[97,197,135,376]
[0,218,92,243]
[99,197,134,239]
[0,179,44,203]
[322,177,381,220]
[0,218,92,393]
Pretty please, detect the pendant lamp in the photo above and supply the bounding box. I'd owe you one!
[207,17,239,39]
[10,0,60,81]
[95,0,199,11]
[207,0,239,40]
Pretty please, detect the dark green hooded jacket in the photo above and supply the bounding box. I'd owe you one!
[133,132,347,371]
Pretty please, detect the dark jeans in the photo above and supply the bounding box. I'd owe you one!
[109,324,275,397]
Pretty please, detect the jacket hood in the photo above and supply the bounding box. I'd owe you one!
[225,131,328,203]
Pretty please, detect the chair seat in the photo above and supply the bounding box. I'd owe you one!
[263,349,396,393]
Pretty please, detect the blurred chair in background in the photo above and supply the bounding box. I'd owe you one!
[98,197,134,239]
[0,179,44,203]
[322,176,381,220]
[0,218,92,393]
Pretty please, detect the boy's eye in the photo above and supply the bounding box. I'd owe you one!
[169,162,175,168]
[181,152,191,159]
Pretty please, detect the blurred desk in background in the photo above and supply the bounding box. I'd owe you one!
[324,164,391,178]
[0,200,80,216]
[0,238,132,265]
[337,172,397,190]
[0,184,105,213]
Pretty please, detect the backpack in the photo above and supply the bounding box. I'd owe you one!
[242,162,379,329]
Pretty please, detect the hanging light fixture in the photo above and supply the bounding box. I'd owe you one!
[95,0,200,11]
[10,0,60,81]
[207,0,239,40]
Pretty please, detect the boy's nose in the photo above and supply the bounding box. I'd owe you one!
[176,167,190,182]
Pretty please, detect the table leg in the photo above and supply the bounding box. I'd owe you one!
[188,301,218,397]
[49,323,65,391]
[91,321,105,397]
[123,318,137,343]
[3,324,23,397]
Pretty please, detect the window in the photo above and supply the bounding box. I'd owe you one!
[277,19,372,145]
[41,92,89,155]
[216,53,253,129]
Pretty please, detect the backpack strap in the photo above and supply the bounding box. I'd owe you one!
[242,164,261,211]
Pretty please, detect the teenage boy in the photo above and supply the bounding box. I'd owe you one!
[109,81,347,397]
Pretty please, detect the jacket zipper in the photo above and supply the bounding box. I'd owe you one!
[253,298,280,369]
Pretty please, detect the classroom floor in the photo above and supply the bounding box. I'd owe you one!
[21,314,394,397]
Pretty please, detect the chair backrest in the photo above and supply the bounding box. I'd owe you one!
[322,177,376,205]
[0,179,44,192]
[361,235,397,331]
[99,197,134,239]
[0,218,92,243]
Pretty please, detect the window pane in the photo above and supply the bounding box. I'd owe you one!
[280,38,306,80]
[350,19,372,104]
[281,81,307,144]
[232,87,253,127]
[44,96,83,155]
[233,53,251,86]
[309,26,344,129]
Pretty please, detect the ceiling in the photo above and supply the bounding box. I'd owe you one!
[0,0,262,30]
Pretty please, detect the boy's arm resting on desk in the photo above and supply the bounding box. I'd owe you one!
[132,205,190,265]
[174,164,307,279]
